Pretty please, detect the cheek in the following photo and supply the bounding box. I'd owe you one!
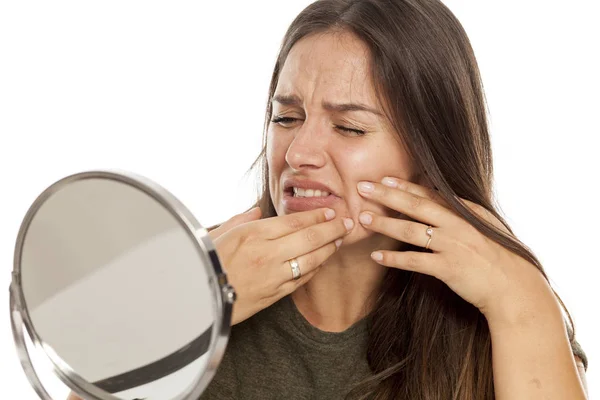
[266,131,288,173]
[340,143,411,216]
[337,147,381,216]
[266,131,290,200]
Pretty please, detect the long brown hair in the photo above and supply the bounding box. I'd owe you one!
[245,0,576,398]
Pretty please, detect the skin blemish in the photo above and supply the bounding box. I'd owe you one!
[529,378,542,390]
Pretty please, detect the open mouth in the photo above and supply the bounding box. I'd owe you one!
[282,186,341,212]
[288,187,332,198]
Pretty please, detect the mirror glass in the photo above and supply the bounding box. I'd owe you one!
[17,176,219,399]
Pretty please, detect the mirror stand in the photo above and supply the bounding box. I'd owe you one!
[10,282,53,400]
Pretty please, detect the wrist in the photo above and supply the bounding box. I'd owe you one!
[482,281,564,332]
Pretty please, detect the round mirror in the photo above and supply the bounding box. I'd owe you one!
[9,170,235,400]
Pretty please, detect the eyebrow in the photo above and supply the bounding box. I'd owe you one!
[272,94,383,116]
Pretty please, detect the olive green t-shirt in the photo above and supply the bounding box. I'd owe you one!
[200,295,588,400]
[200,295,371,400]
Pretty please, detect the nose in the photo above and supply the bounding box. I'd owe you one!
[285,121,327,171]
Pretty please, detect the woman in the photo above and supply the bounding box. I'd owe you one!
[71,0,588,399]
[201,0,588,399]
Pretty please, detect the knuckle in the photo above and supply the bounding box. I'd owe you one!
[249,252,269,269]
[406,254,420,269]
[238,231,253,246]
[429,189,443,204]
[409,194,423,209]
[287,215,304,231]
[396,181,409,191]
[402,222,417,240]
[379,184,391,198]
[425,187,436,198]
[304,227,321,245]
[304,254,317,270]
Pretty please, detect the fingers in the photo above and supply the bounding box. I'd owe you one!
[357,180,461,228]
[277,241,338,293]
[382,176,449,207]
[370,250,440,278]
[279,267,321,294]
[276,216,353,262]
[260,207,337,239]
[379,177,511,235]
[358,212,447,252]
[208,207,262,241]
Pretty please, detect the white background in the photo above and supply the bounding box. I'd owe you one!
[1,1,598,398]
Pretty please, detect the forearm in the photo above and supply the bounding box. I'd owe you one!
[486,294,587,399]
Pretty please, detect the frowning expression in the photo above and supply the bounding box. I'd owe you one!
[267,30,416,244]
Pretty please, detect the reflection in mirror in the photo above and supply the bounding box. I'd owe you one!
[18,177,216,399]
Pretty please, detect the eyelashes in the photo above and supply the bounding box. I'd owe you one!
[270,116,366,136]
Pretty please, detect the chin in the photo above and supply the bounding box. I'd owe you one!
[340,226,377,247]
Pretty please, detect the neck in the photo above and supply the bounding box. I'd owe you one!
[290,234,398,332]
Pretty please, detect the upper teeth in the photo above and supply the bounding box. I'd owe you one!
[293,187,330,197]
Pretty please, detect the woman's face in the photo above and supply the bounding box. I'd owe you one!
[267,30,417,245]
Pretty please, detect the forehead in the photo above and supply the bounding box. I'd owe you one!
[276,31,379,104]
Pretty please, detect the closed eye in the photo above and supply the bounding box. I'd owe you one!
[270,116,298,126]
[270,116,366,135]
[334,125,365,135]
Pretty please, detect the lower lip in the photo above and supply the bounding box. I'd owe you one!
[282,191,341,212]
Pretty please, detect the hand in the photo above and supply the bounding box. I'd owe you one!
[208,207,264,242]
[212,207,353,326]
[356,176,557,324]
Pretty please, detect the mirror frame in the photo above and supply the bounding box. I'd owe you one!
[9,169,236,400]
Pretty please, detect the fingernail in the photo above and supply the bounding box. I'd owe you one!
[371,251,383,261]
[381,177,397,188]
[357,181,374,193]
[324,208,336,220]
[359,212,372,225]
[343,218,354,231]
[335,238,343,248]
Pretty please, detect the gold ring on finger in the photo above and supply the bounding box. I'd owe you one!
[425,226,434,250]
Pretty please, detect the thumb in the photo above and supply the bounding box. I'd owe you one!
[208,207,262,241]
